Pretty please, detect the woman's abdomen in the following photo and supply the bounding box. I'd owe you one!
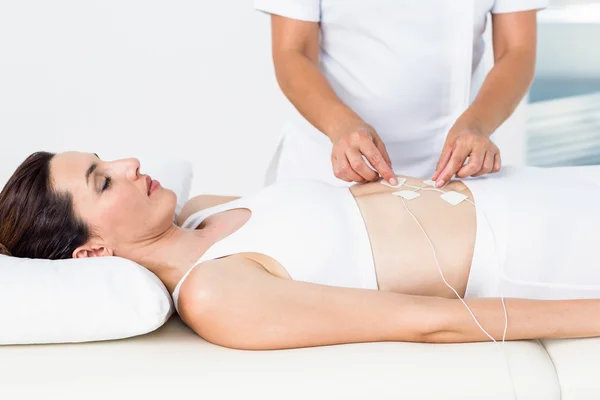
[350,177,477,298]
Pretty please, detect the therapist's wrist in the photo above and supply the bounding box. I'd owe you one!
[319,102,371,143]
[453,113,493,139]
[326,119,375,144]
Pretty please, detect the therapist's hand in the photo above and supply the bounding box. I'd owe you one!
[331,125,397,185]
[432,122,501,188]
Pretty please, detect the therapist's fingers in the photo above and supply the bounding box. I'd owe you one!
[332,153,366,183]
[435,143,471,187]
[331,127,396,184]
[347,149,378,182]
[456,145,486,178]
[432,142,453,181]
[470,150,494,177]
[360,140,396,185]
[493,151,502,173]
[374,137,393,169]
[332,133,363,182]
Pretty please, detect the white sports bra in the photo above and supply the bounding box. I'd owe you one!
[171,179,378,313]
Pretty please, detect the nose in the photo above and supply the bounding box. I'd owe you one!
[111,158,141,181]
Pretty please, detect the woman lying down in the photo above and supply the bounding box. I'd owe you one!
[1,151,600,350]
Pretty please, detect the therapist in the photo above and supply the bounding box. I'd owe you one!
[256,0,547,188]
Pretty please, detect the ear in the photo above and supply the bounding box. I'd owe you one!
[72,242,114,259]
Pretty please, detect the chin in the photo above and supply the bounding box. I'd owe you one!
[161,188,178,217]
[163,188,177,204]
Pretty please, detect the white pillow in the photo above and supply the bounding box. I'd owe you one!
[0,158,193,345]
[0,255,173,345]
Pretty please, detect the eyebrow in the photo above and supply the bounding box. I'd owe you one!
[85,163,98,186]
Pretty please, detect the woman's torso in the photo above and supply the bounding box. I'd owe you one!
[183,177,476,300]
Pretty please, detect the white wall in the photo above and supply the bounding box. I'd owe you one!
[0,0,287,196]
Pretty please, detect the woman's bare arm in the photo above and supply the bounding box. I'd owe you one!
[177,257,448,349]
[178,257,600,350]
[435,296,600,343]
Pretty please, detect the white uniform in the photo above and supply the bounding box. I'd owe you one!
[255,0,548,186]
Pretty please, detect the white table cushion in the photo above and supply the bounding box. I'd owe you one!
[0,316,562,399]
[540,337,600,400]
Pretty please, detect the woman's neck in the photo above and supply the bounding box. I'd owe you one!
[123,224,214,294]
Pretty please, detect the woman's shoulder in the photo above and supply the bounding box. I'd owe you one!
[175,256,270,330]
[177,194,241,227]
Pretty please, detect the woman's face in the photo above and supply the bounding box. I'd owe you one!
[50,152,177,257]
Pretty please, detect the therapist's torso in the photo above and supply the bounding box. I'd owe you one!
[260,0,505,186]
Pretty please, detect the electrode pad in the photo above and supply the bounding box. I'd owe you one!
[440,191,468,206]
[392,190,420,200]
[423,179,436,187]
[381,177,406,188]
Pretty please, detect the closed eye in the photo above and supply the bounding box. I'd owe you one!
[101,177,112,192]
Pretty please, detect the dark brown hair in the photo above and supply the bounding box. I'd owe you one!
[0,152,90,259]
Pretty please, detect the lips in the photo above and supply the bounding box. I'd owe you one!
[145,175,152,196]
